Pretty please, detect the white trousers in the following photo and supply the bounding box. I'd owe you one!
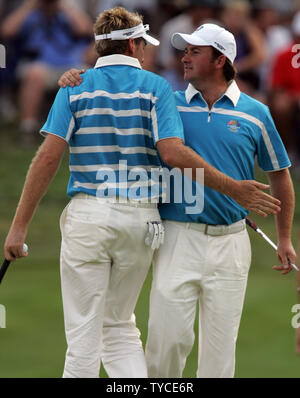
[145,220,251,378]
[59,195,160,378]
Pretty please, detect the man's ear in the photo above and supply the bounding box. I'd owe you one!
[127,38,135,55]
[216,54,226,69]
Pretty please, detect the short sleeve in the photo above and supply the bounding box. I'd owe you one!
[151,80,184,144]
[40,88,76,143]
[256,106,291,171]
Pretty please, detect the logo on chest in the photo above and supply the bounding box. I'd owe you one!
[227,120,241,132]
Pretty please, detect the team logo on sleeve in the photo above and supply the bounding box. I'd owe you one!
[227,120,240,132]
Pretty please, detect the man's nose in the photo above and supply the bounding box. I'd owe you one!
[182,53,189,63]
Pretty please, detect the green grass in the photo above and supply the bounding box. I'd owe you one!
[0,124,300,378]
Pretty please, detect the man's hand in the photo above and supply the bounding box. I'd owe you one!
[231,180,281,218]
[58,68,85,88]
[272,239,296,275]
[4,228,28,261]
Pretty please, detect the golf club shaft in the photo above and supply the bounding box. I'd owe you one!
[246,217,299,271]
[0,259,11,284]
[256,228,278,251]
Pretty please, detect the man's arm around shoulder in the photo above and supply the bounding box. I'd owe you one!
[157,138,281,218]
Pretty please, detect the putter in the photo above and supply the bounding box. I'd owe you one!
[246,217,299,271]
[0,244,28,284]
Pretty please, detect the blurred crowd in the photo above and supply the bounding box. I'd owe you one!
[1,0,300,166]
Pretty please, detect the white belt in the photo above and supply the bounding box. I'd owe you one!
[169,219,246,236]
[73,193,157,208]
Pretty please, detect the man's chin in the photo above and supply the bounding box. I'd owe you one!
[183,73,194,84]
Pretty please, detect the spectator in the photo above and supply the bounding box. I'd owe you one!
[93,0,158,16]
[1,0,92,147]
[268,10,300,162]
[253,0,291,96]
[142,42,160,73]
[220,0,265,96]
[0,0,22,123]
[151,0,183,36]
[72,0,103,19]
[0,0,20,18]
[160,48,187,91]
[260,0,296,17]
[158,0,219,70]
[74,0,159,26]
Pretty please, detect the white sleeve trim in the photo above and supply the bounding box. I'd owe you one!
[264,164,292,173]
[39,129,69,143]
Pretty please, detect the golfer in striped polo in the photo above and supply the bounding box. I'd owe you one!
[5,8,282,379]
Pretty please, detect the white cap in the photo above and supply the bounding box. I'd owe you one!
[292,11,300,36]
[171,23,237,64]
[95,23,160,46]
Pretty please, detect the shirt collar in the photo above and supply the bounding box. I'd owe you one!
[185,80,241,107]
[94,54,142,69]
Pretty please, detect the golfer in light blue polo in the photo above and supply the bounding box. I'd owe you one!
[145,23,296,378]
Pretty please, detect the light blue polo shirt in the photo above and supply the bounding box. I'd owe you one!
[159,81,291,225]
[41,54,184,200]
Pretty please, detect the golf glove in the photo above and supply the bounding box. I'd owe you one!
[145,221,165,250]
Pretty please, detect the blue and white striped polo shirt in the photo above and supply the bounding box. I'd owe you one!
[159,81,291,225]
[41,54,184,200]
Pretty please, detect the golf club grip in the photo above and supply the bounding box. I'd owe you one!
[245,217,257,231]
[0,259,11,284]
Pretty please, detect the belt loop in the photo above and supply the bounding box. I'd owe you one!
[204,224,209,235]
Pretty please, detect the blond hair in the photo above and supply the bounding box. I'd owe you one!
[94,7,143,57]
